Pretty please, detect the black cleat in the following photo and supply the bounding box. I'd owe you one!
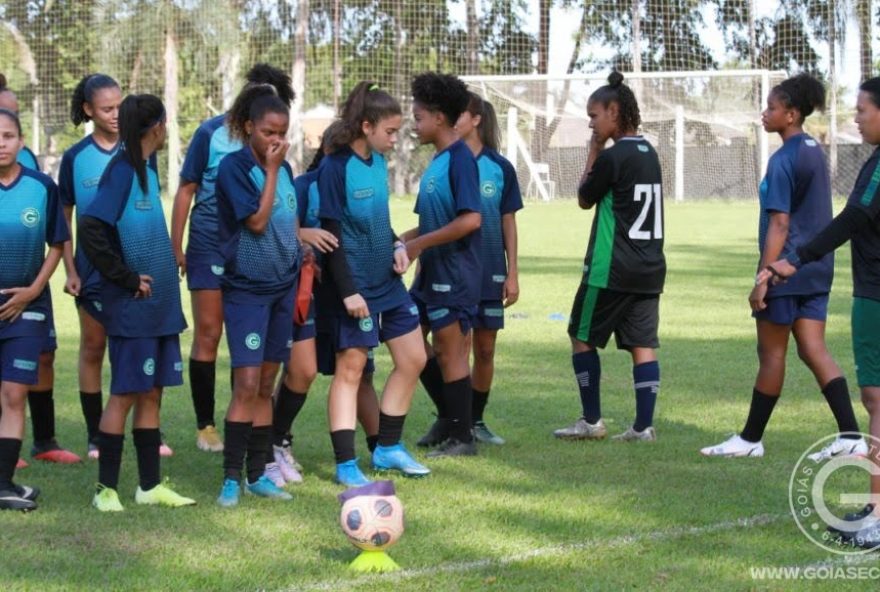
[426,437,478,458]
[0,487,38,512]
[416,417,451,448]
[828,504,876,537]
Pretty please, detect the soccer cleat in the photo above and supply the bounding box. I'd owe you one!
[0,487,37,512]
[263,462,287,488]
[807,436,868,462]
[473,421,506,445]
[159,437,174,458]
[553,417,607,440]
[14,483,40,501]
[92,486,124,512]
[32,439,83,464]
[416,417,451,448]
[612,426,657,442]
[335,459,372,488]
[848,516,880,550]
[426,437,478,458]
[135,480,196,507]
[16,458,28,470]
[700,434,764,458]
[828,504,876,537]
[87,442,99,460]
[273,444,303,483]
[196,425,224,453]
[372,443,431,477]
[245,475,293,500]
[280,440,304,472]
[217,478,241,508]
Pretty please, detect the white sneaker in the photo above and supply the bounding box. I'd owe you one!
[807,437,868,462]
[700,434,764,458]
[612,426,656,442]
[273,444,303,484]
[553,417,607,440]
[263,462,287,488]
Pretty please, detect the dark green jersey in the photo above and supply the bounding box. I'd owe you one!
[577,136,666,294]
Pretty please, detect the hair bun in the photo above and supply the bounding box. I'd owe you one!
[607,71,624,88]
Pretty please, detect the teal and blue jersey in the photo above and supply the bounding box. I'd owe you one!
[59,135,119,300]
[0,167,69,338]
[317,147,408,313]
[216,146,301,303]
[180,114,242,266]
[412,139,482,307]
[476,148,523,300]
[294,169,320,229]
[845,147,880,300]
[83,153,186,338]
[759,133,833,296]
[16,146,39,171]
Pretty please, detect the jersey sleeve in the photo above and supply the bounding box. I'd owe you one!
[85,160,132,226]
[578,150,615,205]
[850,156,880,219]
[763,154,794,214]
[317,156,347,221]
[449,148,481,214]
[58,149,76,207]
[44,180,70,246]
[216,155,260,222]
[294,174,311,226]
[499,157,524,215]
[180,124,211,184]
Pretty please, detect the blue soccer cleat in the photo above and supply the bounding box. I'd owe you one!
[335,459,372,488]
[216,478,241,508]
[245,475,293,500]
[372,443,431,478]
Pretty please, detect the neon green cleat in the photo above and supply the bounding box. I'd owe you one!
[92,486,125,512]
[135,479,196,508]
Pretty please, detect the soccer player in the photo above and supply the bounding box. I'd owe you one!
[79,94,195,511]
[59,74,122,460]
[0,108,67,510]
[403,72,482,457]
[0,74,80,465]
[554,71,665,443]
[171,64,295,454]
[758,76,880,548]
[702,74,865,459]
[317,81,428,487]
[214,86,300,507]
[455,92,522,445]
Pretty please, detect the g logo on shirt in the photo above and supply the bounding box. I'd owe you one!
[211,265,224,276]
[143,358,156,376]
[286,193,296,210]
[359,317,374,332]
[425,177,437,194]
[481,181,496,198]
[245,332,262,351]
[20,207,40,228]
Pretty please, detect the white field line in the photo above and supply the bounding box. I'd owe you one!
[281,513,786,592]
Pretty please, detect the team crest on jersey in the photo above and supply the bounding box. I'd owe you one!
[359,317,374,332]
[805,139,818,147]
[638,145,649,153]
[481,181,496,198]
[245,333,262,350]
[143,358,156,376]
[93,301,103,312]
[425,177,437,194]
[286,193,296,210]
[20,207,40,228]
[211,265,224,276]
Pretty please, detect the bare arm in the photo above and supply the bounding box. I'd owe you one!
[501,212,519,307]
[749,212,789,312]
[244,141,289,234]
[61,205,80,296]
[405,211,481,261]
[170,180,198,275]
[0,245,64,322]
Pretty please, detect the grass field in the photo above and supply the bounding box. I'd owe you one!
[2,198,878,591]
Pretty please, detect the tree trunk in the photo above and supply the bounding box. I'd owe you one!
[291,0,308,171]
[392,1,411,195]
[466,0,479,75]
[857,0,873,84]
[164,28,181,195]
[218,0,241,111]
[829,1,838,179]
[531,0,551,164]
[333,0,342,110]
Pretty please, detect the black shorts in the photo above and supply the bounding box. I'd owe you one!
[568,285,660,350]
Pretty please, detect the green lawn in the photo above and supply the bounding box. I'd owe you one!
[1,198,877,591]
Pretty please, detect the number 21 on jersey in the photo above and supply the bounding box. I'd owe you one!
[629,183,663,240]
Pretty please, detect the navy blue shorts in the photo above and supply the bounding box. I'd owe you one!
[412,294,477,334]
[293,297,316,342]
[752,293,829,325]
[76,294,107,327]
[316,325,377,376]
[472,300,505,331]
[186,260,225,291]
[333,300,420,351]
[223,287,295,368]
[40,289,57,353]
[107,334,183,395]
[0,335,43,385]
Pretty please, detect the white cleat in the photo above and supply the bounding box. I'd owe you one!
[700,434,764,458]
[612,426,656,442]
[807,436,868,463]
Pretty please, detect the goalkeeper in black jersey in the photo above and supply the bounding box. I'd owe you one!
[554,71,666,443]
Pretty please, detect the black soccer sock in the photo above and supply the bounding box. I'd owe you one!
[189,359,216,430]
[132,428,161,491]
[633,361,660,432]
[472,389,489,424]
[97,431,124,490]
[366,434,379,453]
[419,356,446,417]
[245,425,271,484]
[0,438,22,490]
[79,391,103,443]
[740,388,780,443]
[223,420,252,481]
[28,389,55,444]
[572,350,601,424]
[330,429,356,464]
[377,413,407,447]
[444,377,474,442]
[822,377,861,438]
[274,383,308,446]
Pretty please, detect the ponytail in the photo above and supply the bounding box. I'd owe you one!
[71,73,120,126]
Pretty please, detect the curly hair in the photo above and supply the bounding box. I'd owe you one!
[411,72,470,126]
[589,71,641,134]
[772,73,825,123]
[245,63,295,108]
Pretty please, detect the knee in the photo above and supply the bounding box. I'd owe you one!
[82,333,106,362]
[796,342,827,366]
[474,342,495,365]
[861,391,880,415]
[233,373,261,401]
[39,351,55,367]
[756,343,785,365]
[291,360,318,388]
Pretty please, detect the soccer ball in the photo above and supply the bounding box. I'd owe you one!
[339,493,404,551]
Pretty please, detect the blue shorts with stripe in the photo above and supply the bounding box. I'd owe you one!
[0,335,43,385]
[472,300,505,331]
[223,286,295,368]
[107,334,183,395]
